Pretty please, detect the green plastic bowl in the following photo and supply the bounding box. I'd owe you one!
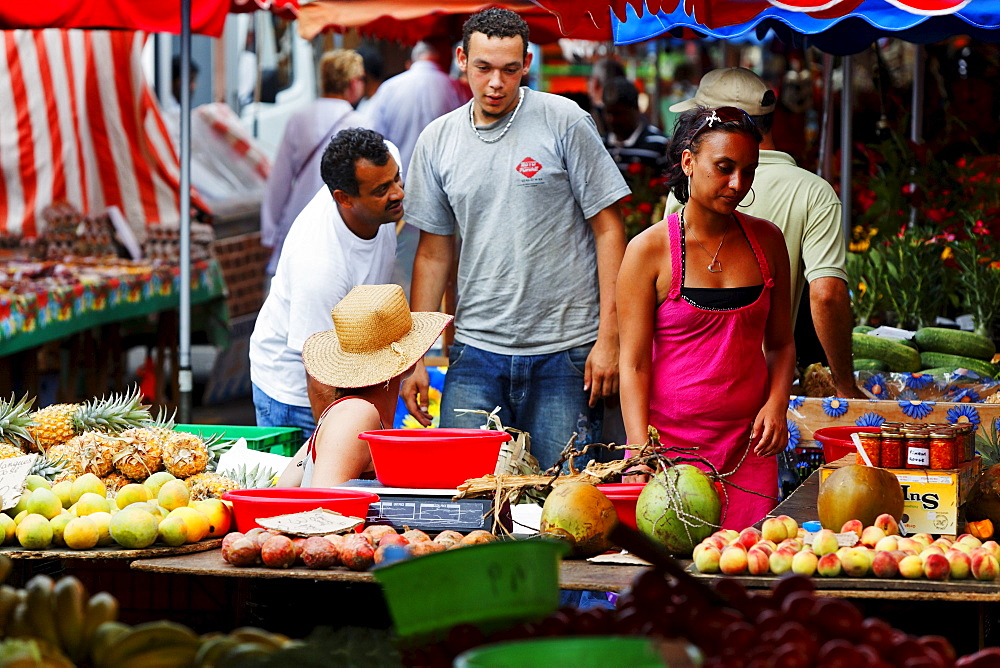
[454,636,667,667]
[372,539,568,639]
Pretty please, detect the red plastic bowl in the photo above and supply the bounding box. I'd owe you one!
[360,428,512,488]
[222,488,380,532]
[596,483,646,530]
[813,426,870,464]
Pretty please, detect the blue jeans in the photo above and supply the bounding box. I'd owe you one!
[252,383,316,442]
[439,342,603,471]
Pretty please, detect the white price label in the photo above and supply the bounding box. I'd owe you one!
[907,447,930,468]
[0,454,37,510]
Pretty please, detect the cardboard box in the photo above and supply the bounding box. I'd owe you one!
[819,455,982,535]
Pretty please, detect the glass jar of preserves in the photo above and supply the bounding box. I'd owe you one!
[904,431,931,469]
[880,427,905,468]
[956,423,976,462]
[929,431,958,469]
[856,432,882,467]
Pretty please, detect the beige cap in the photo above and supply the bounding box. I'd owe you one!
[669,67,776,116]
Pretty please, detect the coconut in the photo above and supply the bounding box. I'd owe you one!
[539,481,618,558]
[635,464,721,557]
[817,464,904,530]
[966,463,1000,527]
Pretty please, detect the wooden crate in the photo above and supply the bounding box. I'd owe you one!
[214,233,269,318]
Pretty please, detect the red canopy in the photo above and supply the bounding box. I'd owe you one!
[0,0,297,37]
[297,0,609,44]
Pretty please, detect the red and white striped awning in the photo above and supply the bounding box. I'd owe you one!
[0,30,203,236]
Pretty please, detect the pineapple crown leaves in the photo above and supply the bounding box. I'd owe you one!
[73,385,151,434]
[142,406,177,431]
[0,393,37,447]
[219,462,276,489]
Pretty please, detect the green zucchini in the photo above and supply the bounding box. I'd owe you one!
[913,327,997,361]
[854,358,889,372]
[853,325,875,334]
[919,352,998,380]
[851,333,922,372]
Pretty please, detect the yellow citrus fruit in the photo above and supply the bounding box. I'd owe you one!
[144,471,177,497]
[166,507,209,543]
[13,510,28,525]
[63,516,100,550]
[0,514,16,545]
[192,499,232,538]
[157,516,189,547]
[71,473,107,504]
[75,492,111,516]
[10,490,32,518]
[52,480,75,509]
[24,474,51,491]
[26,487,64,520]
[109,508,159,549]
[88,512,114,546]
[49,512,74,547]
[157,480,190,512]
[115,483,153,510]
[16,513,54,550]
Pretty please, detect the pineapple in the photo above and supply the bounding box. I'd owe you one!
[114,427,164,480]
[29,451,74,485]
[0,394,36,453]
[0,442,24,459]
[102,471,131,493]
[46,442,83,476]
[162,431,209,478]
[224,463,277,489]
[68,431,125,478]
[28,387,150,450]
[187,472,240,500]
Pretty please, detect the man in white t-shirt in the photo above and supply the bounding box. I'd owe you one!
[250,129,404,435]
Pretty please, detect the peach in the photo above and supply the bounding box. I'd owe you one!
[761,517,788,543]
[897,537,923,554]
[736,527,762,550]
[919,545,945,563]
[860,526,886,548]
[841,547,872,578]
[817,553,842,577]
[950,541,972,555]
[874,535,899,552]
[871,550,900,579]
[692,542,711,563]
[930,538,954,552]
[791,550,818,576]
[946,549,972,580]
[890,550,911,563]
[260,535,296,569]
[752,541,775,557]
[693,545,722,573]
[972,553,1000,581]
[898,555,925,579]
[812,529,840,556]
[769,548,796,575]
[719,545,749,575]
[713,529,740,544]
[777,538,802,552]
[777,515,799,538]
[912,533,934,548]
[840,519,864,540]
[703,535,728,551]
[981,540,1000,561]
[874,513,900,536]
[957,534,983,549]
[923,553,950,581]
[747,547,771,575]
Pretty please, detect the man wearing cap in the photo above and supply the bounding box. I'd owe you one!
[250,128,406,437]
[666,67,861,399]
[401,8,630,470]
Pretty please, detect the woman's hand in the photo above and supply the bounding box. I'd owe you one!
[750,402,788,458]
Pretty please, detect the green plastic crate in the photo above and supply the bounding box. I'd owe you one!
[173,424,303,457]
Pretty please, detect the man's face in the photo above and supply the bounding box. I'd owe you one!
[457,32,532,121]
[605,102,638,140]
[346,156,405,228]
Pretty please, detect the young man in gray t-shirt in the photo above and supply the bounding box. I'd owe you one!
[400,8,630,470]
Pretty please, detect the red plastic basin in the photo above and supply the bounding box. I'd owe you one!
[222,487,380,532]
[813,426,869,464]
[360,428,512,489]
[596,483,646,530]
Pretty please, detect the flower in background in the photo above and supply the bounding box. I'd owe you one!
[856,412,886,428]
[786,419,801,450]
[620,164,667,240]
[947,403,981,426]
[899,399,935,420]
[788,396,806,410]
[864,374,889,399]
[822,397,848,418]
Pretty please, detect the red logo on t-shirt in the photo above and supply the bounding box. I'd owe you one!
[516,157,542,178]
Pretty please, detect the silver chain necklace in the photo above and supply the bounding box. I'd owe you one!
[470,89,525,144]
[681,207,730,273]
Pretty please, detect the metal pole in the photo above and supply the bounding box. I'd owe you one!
[179,0,193,422]
[839,54,853,242]
[818,52,835,182]
[911,44,925,144]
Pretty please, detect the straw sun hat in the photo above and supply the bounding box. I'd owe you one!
[302,284,453,389]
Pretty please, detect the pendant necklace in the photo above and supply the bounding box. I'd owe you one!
[470,88,525,144]
[681,207,729,273]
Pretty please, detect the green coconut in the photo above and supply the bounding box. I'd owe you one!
[635,464,721,556]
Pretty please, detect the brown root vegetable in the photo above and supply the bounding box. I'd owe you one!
[341,534,376,571]
[460,530,497,546]
[301,536,340,569]
[260,535,297,569]
[433,530,464,546]
[221,532,245,562]
[362,525,397,546]
[402,529,431,543]
[225,538,261,567]
[405,541,447,557]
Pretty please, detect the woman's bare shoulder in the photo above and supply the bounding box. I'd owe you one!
[319,398,382,433]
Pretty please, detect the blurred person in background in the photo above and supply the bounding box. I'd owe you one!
[602,75,668,175]
[260,49,368,276]
[588,57,625,137]
[355,44,385,114]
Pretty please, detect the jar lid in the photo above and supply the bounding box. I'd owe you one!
[904,432,929,439]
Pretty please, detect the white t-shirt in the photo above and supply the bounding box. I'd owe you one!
[249,188,396,407]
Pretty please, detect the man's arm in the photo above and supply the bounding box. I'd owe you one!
[810,276,863,398]
[401,230,455,424]
[585,202,627,406]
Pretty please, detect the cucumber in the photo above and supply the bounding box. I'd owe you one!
[853,325,875,334]
[919,352,998,380]
[851,333,922,372]
[919,366,959,376]
[889,337,919,350]
[854,358,889,372]
[914,327,996,361]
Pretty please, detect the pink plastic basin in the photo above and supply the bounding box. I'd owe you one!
[222,487,380,532]
[813,426,870,464]
[596,483,646,530]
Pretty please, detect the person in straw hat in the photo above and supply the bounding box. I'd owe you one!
[277,284,452,487]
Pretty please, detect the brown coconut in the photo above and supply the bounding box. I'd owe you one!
[539,481,618,558]
[817,464,904,530]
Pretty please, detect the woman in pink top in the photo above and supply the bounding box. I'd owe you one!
[618,107,795,530]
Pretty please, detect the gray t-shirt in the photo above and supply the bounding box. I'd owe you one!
[405,88,630,355]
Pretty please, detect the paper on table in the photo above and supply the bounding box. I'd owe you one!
[256,508,364,536]
[215,438,291,480]
[0,454,36,510]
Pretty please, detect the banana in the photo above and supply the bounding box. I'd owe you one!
[115,640,202,668]
[97,620,200,668]
[217,643,276,668]
[89,621,131,668]
[80,591,119,659]
[228,626,287,650]
[23,574,61,648]
[0,584,23,634]
[193,635,241,668]
[53,576,87,661]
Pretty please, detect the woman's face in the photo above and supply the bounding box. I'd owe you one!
[683,130,759,216]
